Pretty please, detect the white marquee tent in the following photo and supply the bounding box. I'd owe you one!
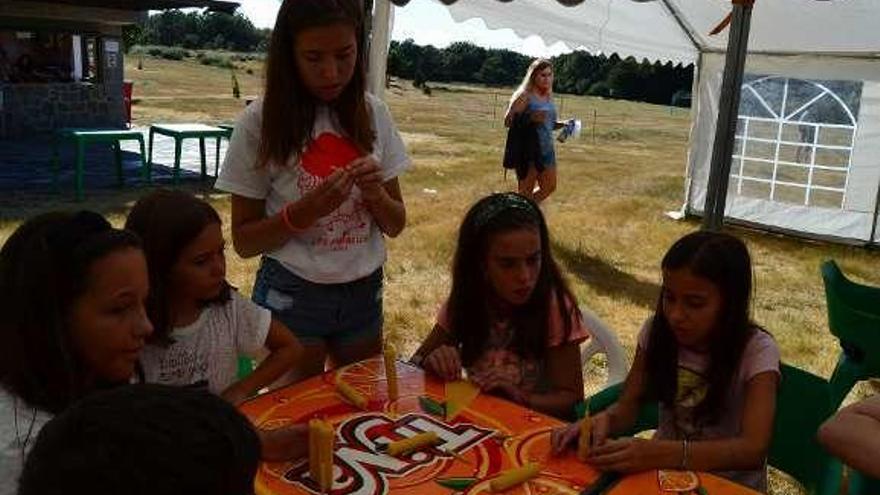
[368,0,880,244]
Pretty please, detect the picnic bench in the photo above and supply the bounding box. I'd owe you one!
[51,128,147,201]
[147,123,233,183]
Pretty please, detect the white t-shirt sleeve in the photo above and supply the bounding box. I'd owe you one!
[0,389,52,495]
[741,330,781,382]
[369,94,411,181]
[215,101,272,199]
[229,290,272,358]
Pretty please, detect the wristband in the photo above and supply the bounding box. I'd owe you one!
[280,203,305,233]
[680,438,690,470]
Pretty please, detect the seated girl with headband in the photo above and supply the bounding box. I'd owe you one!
[412,193,591,420]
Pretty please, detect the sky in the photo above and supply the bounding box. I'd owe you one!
[232,0,571,58]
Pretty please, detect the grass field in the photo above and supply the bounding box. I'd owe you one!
[2,54,879,493]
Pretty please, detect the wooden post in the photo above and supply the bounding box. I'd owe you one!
[592,108,597,144]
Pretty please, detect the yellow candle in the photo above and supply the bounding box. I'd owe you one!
[309,419,334,492]
[308,419,320,483]
[489,462,542,492]
[386,431,440,457]
[336,379,368,409]
[577,415,592,461]
[318,422,334,492]
[384,344,399,401]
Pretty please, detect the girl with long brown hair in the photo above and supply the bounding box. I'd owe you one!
[411,193,590,420]
[552,232,780,492]
[216,0,410,382]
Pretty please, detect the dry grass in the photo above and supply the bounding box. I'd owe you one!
[2,56,879,494]
[128,55,264,125]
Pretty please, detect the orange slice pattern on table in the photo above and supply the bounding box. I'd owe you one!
[331,358,427,413]
[658,470,700,492]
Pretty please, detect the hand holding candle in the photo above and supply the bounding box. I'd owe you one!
[577,412,592,461]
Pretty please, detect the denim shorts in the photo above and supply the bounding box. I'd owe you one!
[252,257,383,346]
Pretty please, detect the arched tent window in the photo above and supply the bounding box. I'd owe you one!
[731,75,862,209]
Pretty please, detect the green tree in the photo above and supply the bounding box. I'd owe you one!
[122,24,144,53]
[552,50,599,95]
[388,39,420,79]
[418,44,443,82]
[606,57,645,99]
[476,53,508,85]
[476,50,529,86]
[140,10,264,52]
[144,10,192,47]
[441,41,486,83]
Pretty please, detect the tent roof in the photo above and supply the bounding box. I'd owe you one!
[19,0,239,14]
[417,0,880,65]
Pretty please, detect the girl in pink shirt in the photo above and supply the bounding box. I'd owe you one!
[412,193,590,420]
[552,231,780,492]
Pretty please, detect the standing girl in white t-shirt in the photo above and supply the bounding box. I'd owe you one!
[551,231,780,492]
[126,190,303,405]
[216,0,410,381]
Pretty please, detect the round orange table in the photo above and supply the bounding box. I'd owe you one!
[239,357,758,495]
[609,471,759,494]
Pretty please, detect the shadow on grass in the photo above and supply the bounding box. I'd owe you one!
[552,240,660,310]
[0,136,222,225]
[429,85,484,94]
[0,181,219,225]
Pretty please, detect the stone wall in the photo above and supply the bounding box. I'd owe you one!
[0,81,124,138]
[0,36,125,138]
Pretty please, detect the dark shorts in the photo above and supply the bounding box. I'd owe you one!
[252,257,383,346]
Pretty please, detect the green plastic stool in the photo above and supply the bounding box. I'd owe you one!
[580,363,842,495]
[821,260,880,408]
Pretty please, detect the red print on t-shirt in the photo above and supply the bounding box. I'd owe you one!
[296,132,370,252]
[300,132,361,178]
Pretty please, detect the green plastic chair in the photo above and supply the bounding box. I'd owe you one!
[821,260,880,408]
[580,363,841,495]
[848,470,880,495]
[769,364,842,495]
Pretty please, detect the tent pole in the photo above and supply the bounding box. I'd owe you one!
[366,0,394,98]
[364,0,375,56]
[870,180,880,245]
[367,0,393,98]
[701,2,753,232]
[658,0,701,52]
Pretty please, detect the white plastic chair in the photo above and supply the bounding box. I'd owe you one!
[579,306,628,387]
